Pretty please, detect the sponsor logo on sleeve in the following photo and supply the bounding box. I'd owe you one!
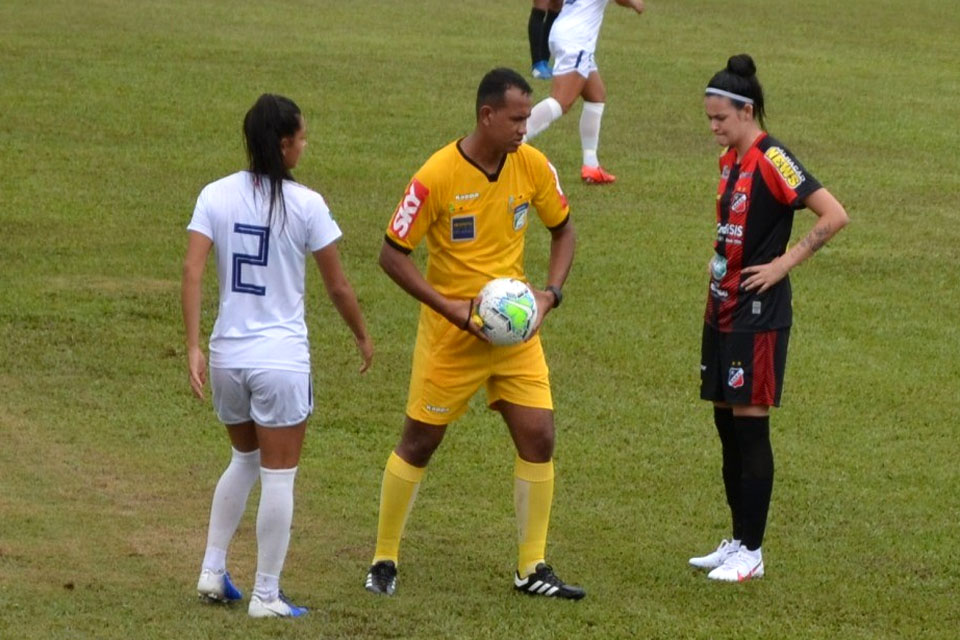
[764,147,805,189]
[390,178,430,239]
[451,215,476,241]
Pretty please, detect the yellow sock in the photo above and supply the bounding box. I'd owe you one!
[514,457,554,577]
[373,451,425,565]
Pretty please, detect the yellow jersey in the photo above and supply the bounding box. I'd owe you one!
[384,140,570,299]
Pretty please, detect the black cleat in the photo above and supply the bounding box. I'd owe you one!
[513,563,586,600]
[365,560,397,596]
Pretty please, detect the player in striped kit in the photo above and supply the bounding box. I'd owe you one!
[690,55,848,582]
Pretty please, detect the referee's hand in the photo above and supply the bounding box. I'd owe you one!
[448,297,490,342]
[528,289,555,338]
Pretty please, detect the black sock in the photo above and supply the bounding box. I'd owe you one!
[541,10,560,62]
[714,407,742,541]
[734,415,774,551]
[528,8,547,65]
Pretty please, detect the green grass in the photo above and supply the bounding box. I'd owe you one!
[1,0,958,637]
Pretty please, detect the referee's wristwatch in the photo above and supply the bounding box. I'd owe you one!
[545,285,563,309]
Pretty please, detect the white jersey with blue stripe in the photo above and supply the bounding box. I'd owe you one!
[187,171,342,372]
[549,0,610,53]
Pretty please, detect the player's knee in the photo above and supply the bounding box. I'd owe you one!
[516,425,555,462]
[396,423,445,466]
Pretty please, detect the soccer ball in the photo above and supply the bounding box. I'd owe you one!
[477,278,538,345]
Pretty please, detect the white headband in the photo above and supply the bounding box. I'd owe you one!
[705,87,754,105]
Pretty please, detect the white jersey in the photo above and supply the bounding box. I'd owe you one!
[550,0,610,53]
[187,171,342,372]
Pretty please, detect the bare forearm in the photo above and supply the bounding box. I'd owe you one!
[181,268,203,349]
[778,189,849,273]
[327,284,369,341]
[546,223,576,289]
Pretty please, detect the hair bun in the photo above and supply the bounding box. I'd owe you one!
[726,54,757,78]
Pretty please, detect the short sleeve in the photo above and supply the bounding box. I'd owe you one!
[306,194,343,252]
[384,174,435,252]
[531,153,570,229]
[186,188,213,239]
[759,144,822,208]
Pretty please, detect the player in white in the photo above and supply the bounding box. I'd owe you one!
[181,93,373,618]
[524,0,646,184]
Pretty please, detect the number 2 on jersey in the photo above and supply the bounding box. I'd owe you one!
[232,223,269,296]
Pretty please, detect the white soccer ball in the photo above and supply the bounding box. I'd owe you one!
[477,278,538,346]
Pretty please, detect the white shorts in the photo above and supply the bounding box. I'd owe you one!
[210,367,313,428]
[550,46,597,79]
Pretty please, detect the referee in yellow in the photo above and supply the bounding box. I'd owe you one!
[364,68,582,600]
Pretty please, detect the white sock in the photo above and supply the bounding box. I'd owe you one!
[524,97,563,142]
[202,448,261,572]
[254,466,298,600]
[253,572,280,602]
[579,101,605,167]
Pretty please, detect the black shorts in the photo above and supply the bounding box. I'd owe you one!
[700,323,790,407]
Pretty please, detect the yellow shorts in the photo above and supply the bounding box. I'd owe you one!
[405,306,553,425]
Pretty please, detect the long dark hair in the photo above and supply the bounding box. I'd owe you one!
[706,54,766,129]
[243,93,302,228]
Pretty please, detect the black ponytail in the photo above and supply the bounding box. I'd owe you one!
[707,54,766,129]
[243,94,302,229]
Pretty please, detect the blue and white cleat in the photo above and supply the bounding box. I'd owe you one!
[248,591,308,618]
[532,61,553,79]
[197,569,243,603]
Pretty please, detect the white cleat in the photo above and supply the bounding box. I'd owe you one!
[196,569,243,602]
[707,547,764,582]
[248,591,308,618]
[689,539,740,570]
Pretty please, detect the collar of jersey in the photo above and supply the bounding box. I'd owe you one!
[457,138,507,183]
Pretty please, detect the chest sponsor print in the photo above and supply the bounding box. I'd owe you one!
[451,215,476,242]
[717,222,743,245]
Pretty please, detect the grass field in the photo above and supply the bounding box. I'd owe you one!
[1,0,959,637]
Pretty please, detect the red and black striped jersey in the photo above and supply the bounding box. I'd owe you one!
[705,133,822,332]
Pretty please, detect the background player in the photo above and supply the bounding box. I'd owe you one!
[364,68,583,600]
[689,55,848,582]
[524,0,646,184]
[182,93,374,616]
[528,0,563,79]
